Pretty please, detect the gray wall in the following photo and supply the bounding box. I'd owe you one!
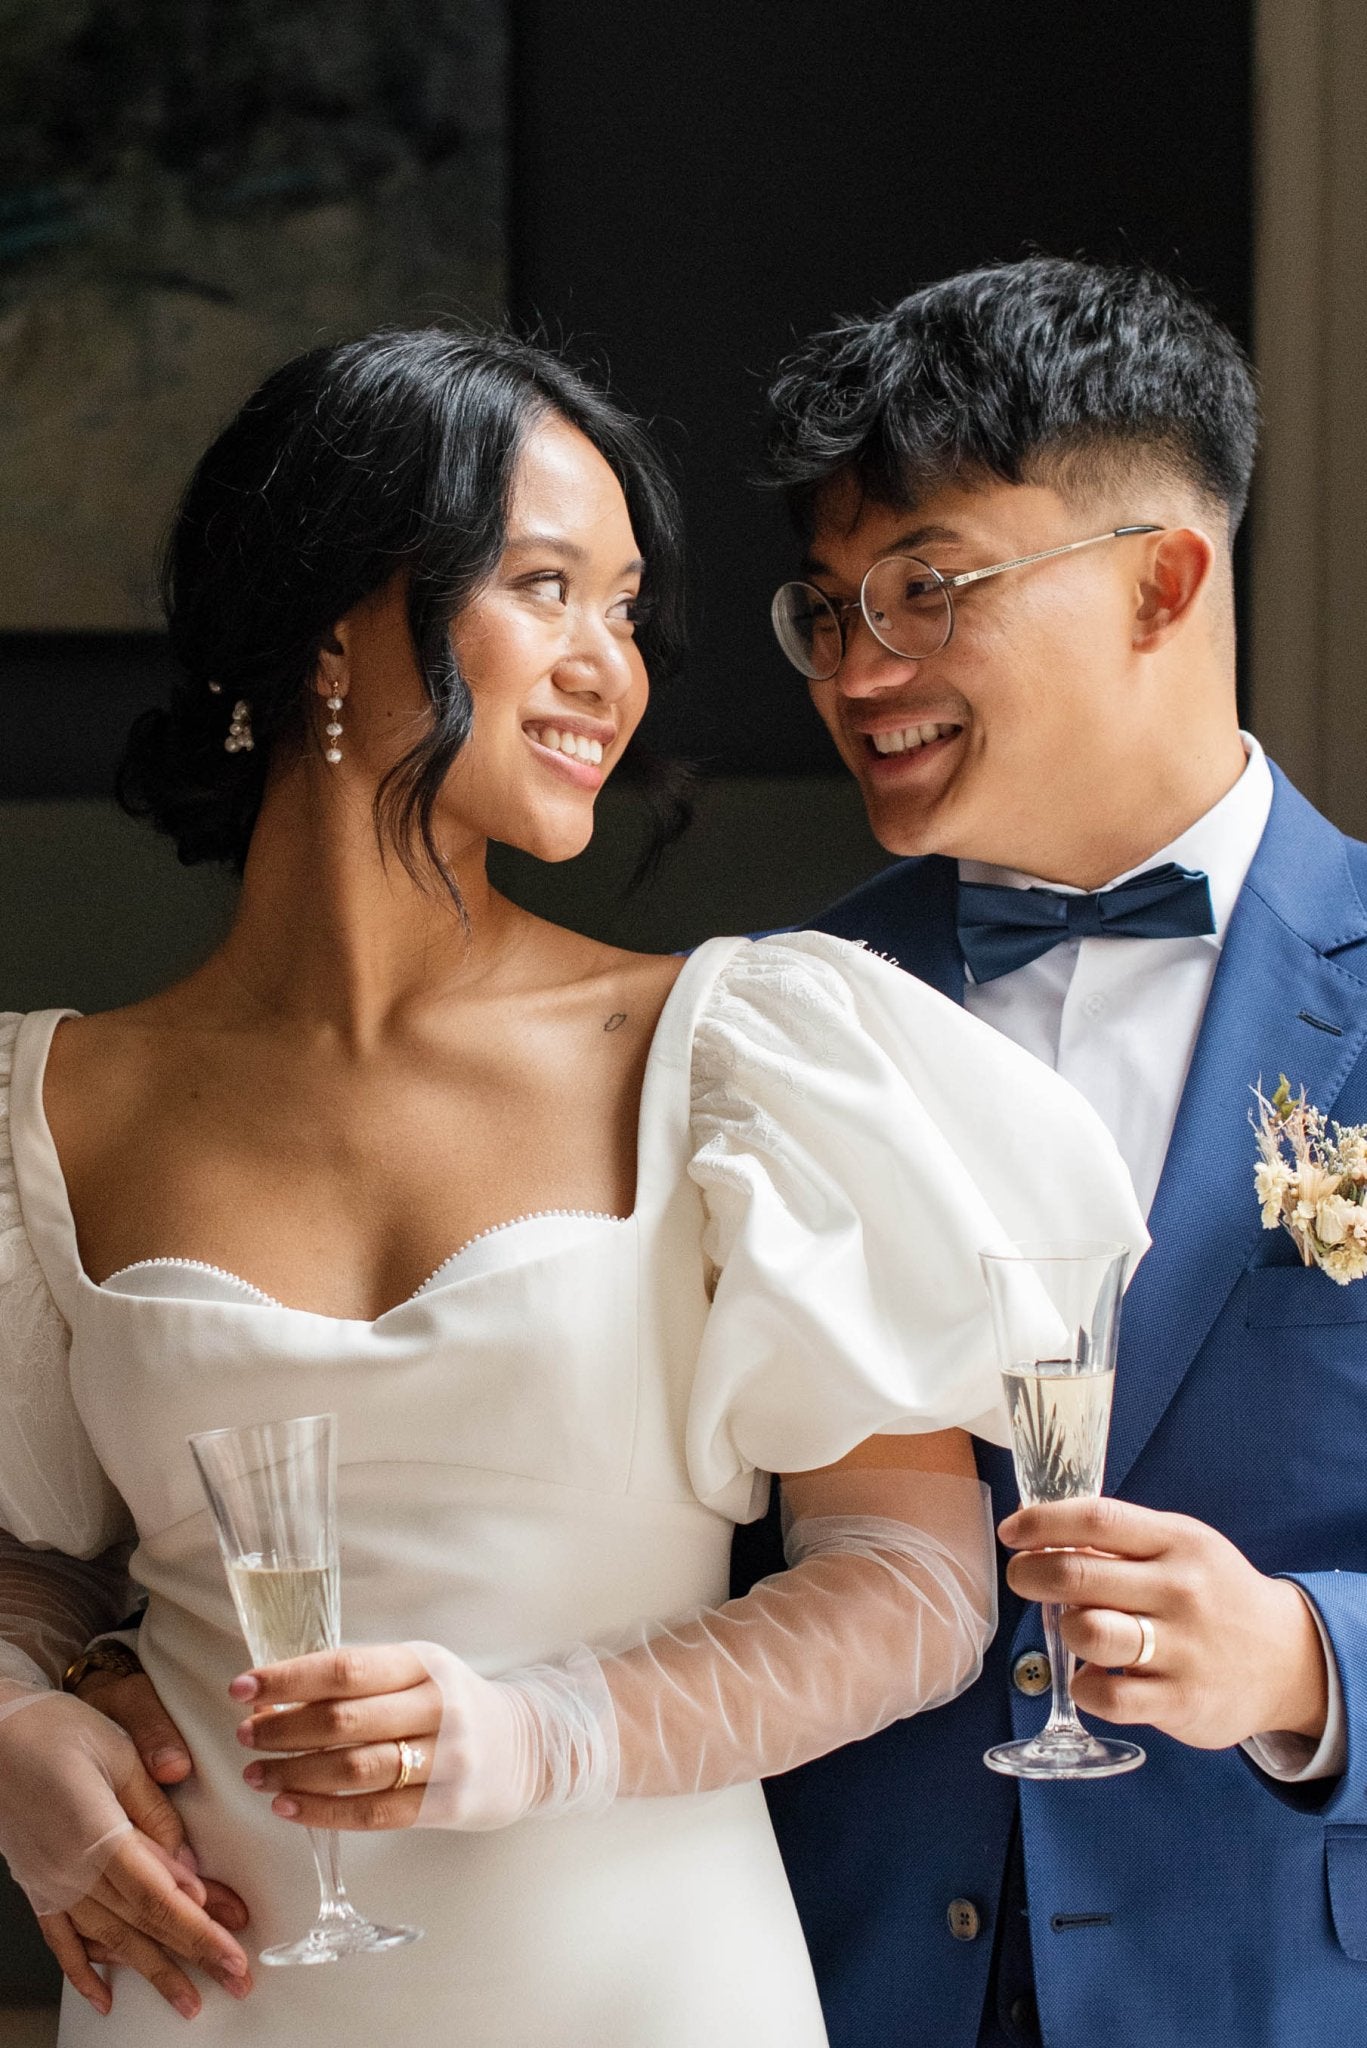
[0,780,888,1013]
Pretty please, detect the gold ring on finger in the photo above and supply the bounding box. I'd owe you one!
[1129,1613,1157,1669]
[392,1738,426,1792]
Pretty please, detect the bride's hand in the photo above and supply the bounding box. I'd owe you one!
[72,1662,250,1936]
[0,1690,253,2017]
[236,1642,612,1832]
[232,1644,452,1829]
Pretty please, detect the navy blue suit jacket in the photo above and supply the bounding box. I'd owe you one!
[736,767,1367,2048]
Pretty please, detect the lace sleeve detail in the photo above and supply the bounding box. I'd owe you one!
[0,1015,132,1558]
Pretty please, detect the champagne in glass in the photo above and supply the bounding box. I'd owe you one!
[980,1242,1145,1781]
[226,1560,340,1670]
[190,1414,422,1964]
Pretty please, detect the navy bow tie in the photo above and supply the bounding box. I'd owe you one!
[956,862,1216,985]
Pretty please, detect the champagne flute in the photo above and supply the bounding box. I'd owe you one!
[979,1241,1145,1781]
[189,1413,422,1964]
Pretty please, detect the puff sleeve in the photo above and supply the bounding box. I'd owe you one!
[684,934,1148,1516]
[0,1014,134,1690]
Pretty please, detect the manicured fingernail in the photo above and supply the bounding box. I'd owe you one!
[228,1674,259,1701]
[152,1746,191,1774]
[243,1763,266,1788]
[273,1796,300,1818]
[175,1844,201,1874]
[88,1993,111,2016]
[235,1720,255,1748]
[173,1993,200,2019]
[222,1952,250,1978]
[222,1972,252,1999]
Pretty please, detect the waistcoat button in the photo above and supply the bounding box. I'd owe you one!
[947,1897,982,1942]
[1012,1650,1051,1696]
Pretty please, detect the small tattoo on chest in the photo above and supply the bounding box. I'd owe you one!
[604,1012,628,1033]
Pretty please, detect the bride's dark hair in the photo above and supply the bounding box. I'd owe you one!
[118,327,688,893]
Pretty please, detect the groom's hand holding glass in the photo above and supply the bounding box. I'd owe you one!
[1000,1497,1332,1750]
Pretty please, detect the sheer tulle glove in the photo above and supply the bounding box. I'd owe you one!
[0,1687,253,2016]
[412,1468,994,1823]
[234,1471,992,1831]
[0,1690,139,1912]
[406,1646,618,1829]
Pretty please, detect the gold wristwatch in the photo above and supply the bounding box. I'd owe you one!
[61,1641,144,1693]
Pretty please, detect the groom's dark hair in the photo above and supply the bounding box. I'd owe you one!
[764,256,1260,542]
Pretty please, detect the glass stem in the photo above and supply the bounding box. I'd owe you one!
[308,1829,355,1924]
[1041,1602,1086,1741]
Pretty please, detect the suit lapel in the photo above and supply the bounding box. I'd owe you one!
[1106,774,1367,1493]
[817,854,965,1002]
[892,857,964,1003]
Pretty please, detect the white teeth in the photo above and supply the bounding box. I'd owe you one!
[528,726,605,766]
[871,722,958,756]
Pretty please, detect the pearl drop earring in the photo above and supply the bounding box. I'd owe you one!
[224,699,254,753]
[324,694,344,766]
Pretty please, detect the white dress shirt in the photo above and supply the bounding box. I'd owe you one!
[960,733,1343,1781]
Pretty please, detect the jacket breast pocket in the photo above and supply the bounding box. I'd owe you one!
[1327,1828,1367,1961]
[1245,1266,1367,1329]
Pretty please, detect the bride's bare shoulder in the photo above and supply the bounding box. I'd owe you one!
[521,915,685,1012]
[42,977,210,1132]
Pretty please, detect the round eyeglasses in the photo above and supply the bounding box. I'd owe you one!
[770,525,1163,681]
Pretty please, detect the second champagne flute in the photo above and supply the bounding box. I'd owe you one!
[190,1412,423,1964]
[979,1240,1145,1781]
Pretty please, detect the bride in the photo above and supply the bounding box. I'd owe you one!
[0,328,1144,2045]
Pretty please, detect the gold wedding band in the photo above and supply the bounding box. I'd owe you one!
[393,1738,425,1793]
[1130,1614,1157,1669]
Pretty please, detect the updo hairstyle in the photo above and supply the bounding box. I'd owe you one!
[118,328,687,890]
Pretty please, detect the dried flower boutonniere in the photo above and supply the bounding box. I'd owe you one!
[1252,1076,1367,1284]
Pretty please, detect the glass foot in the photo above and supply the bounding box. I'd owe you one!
[260,1915,423,1967]
[984,1732,1145,1781]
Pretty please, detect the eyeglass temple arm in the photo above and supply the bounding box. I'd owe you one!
[944,525,1163,591]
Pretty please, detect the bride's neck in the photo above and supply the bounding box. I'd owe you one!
[208,757,520,1043]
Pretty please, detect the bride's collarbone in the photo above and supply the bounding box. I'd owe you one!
[43,964,678,1316]
[66,1101,630,1316]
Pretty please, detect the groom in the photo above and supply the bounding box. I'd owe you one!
[738,257,1367,2048]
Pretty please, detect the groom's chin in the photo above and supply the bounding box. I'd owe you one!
[858,782,968,862]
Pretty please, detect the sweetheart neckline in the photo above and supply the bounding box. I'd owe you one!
[97,1209,631,1322]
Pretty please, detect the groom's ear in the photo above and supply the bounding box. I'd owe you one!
[1131,526,1217,652]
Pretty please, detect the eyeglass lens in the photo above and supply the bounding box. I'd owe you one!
[771,557,952,679]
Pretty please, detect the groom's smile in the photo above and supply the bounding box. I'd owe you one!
[856,716,966,780]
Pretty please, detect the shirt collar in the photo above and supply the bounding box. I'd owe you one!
[958,732,1273,945]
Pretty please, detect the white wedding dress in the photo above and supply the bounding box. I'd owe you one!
[0,933,1143,2046]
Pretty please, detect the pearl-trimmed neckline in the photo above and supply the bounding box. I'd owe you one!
[99,1210,630,1316]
